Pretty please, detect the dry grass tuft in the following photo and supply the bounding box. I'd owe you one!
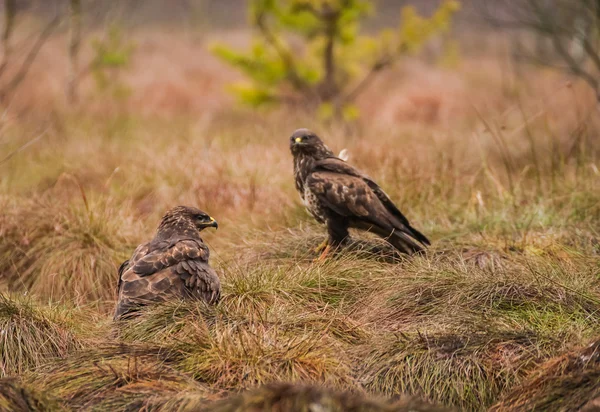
[116,300,358,391]
[0,294,82,377]
[368,252,600,332]
[0,378,58,412]
[355,245,600,410]
[116,300,219,344]
[491,339,600,411]
[37,342,203,411]
[361,329,537,410]
[179,321,354,389]
[0,195,139,305]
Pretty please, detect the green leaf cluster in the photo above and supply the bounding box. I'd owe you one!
[91,25,135,97]
[212,0,460,117]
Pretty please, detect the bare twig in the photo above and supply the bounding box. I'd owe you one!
[481,0,600,102]
[1,14,61,101]
[532,1,600,97]
[57,172,91,217]
[254,10,313,99]
[320,4,340,101]
[0,0,16,79]
[0,129,47,167]
[67,0,82,103]
[342,56,393,104]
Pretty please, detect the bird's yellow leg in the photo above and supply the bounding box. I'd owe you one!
[317,244,332,262]
[314,239,329,254]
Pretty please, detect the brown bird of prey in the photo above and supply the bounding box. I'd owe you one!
[114,206,220,320]
[290,128,430,258]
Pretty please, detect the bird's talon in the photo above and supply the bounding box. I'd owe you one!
[316,245,332,262]
[314,240,328,254]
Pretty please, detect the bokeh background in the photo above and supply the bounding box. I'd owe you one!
[1,1,600,411]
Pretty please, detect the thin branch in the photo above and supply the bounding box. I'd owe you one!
[342,56,393,104]
[67,0,82,103]
[0,0,16,79]
[531,0,600,93]
[254,10,313,99]
[512,48,583,73]
[319,4,340,101]
[0,129,47,167]
[479,0,585,36]
[1,14,61,99]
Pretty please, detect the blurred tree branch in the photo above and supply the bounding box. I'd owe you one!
[479,0,600,103]
[0,128,47,167]
[342,55,394,104]
[0,2,60,104]
[254,7,313,99]
[212,0,460,119]
[0,0,16,78]
[67,0,82,104]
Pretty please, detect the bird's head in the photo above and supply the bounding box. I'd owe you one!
[158,206,218,235]
[289,128,333,158]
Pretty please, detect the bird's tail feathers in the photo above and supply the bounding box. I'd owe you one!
[406,225,430,246]
[387,229,426,255]
[386,214,430,247]
[364,222,427,255]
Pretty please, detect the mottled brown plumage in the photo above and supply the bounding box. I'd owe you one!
[114,206,220,320]
[290,128,430,256]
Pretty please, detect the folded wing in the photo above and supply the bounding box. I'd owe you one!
[308,157,429,253]
[114,238,219,320]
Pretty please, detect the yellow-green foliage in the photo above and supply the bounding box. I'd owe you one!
[211,0,460,115]
[91,25,135,99]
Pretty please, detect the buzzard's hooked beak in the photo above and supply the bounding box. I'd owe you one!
[204,217,218,230]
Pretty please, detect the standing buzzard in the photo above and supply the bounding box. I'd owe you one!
[114,206,221,320]
[290,128,430,258]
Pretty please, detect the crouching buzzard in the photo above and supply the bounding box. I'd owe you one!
[114,206,221,320]
[290,128,430,258]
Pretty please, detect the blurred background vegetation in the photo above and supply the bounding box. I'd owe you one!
[2,0,600,116]
[0,1,600,411]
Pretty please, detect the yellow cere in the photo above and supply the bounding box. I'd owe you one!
[295,137,302,143]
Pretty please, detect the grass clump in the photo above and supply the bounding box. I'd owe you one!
[0,294,82,377]
[0,194,139,305]
[491,339,600,411]
[0,378,58,412]
[116,300,218,344]
[178,321,354,390]
[361,329,538,411]
[36,343,202,411]
[117,301,357,391]
[353,246,600,410]
[369,251,600,336]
